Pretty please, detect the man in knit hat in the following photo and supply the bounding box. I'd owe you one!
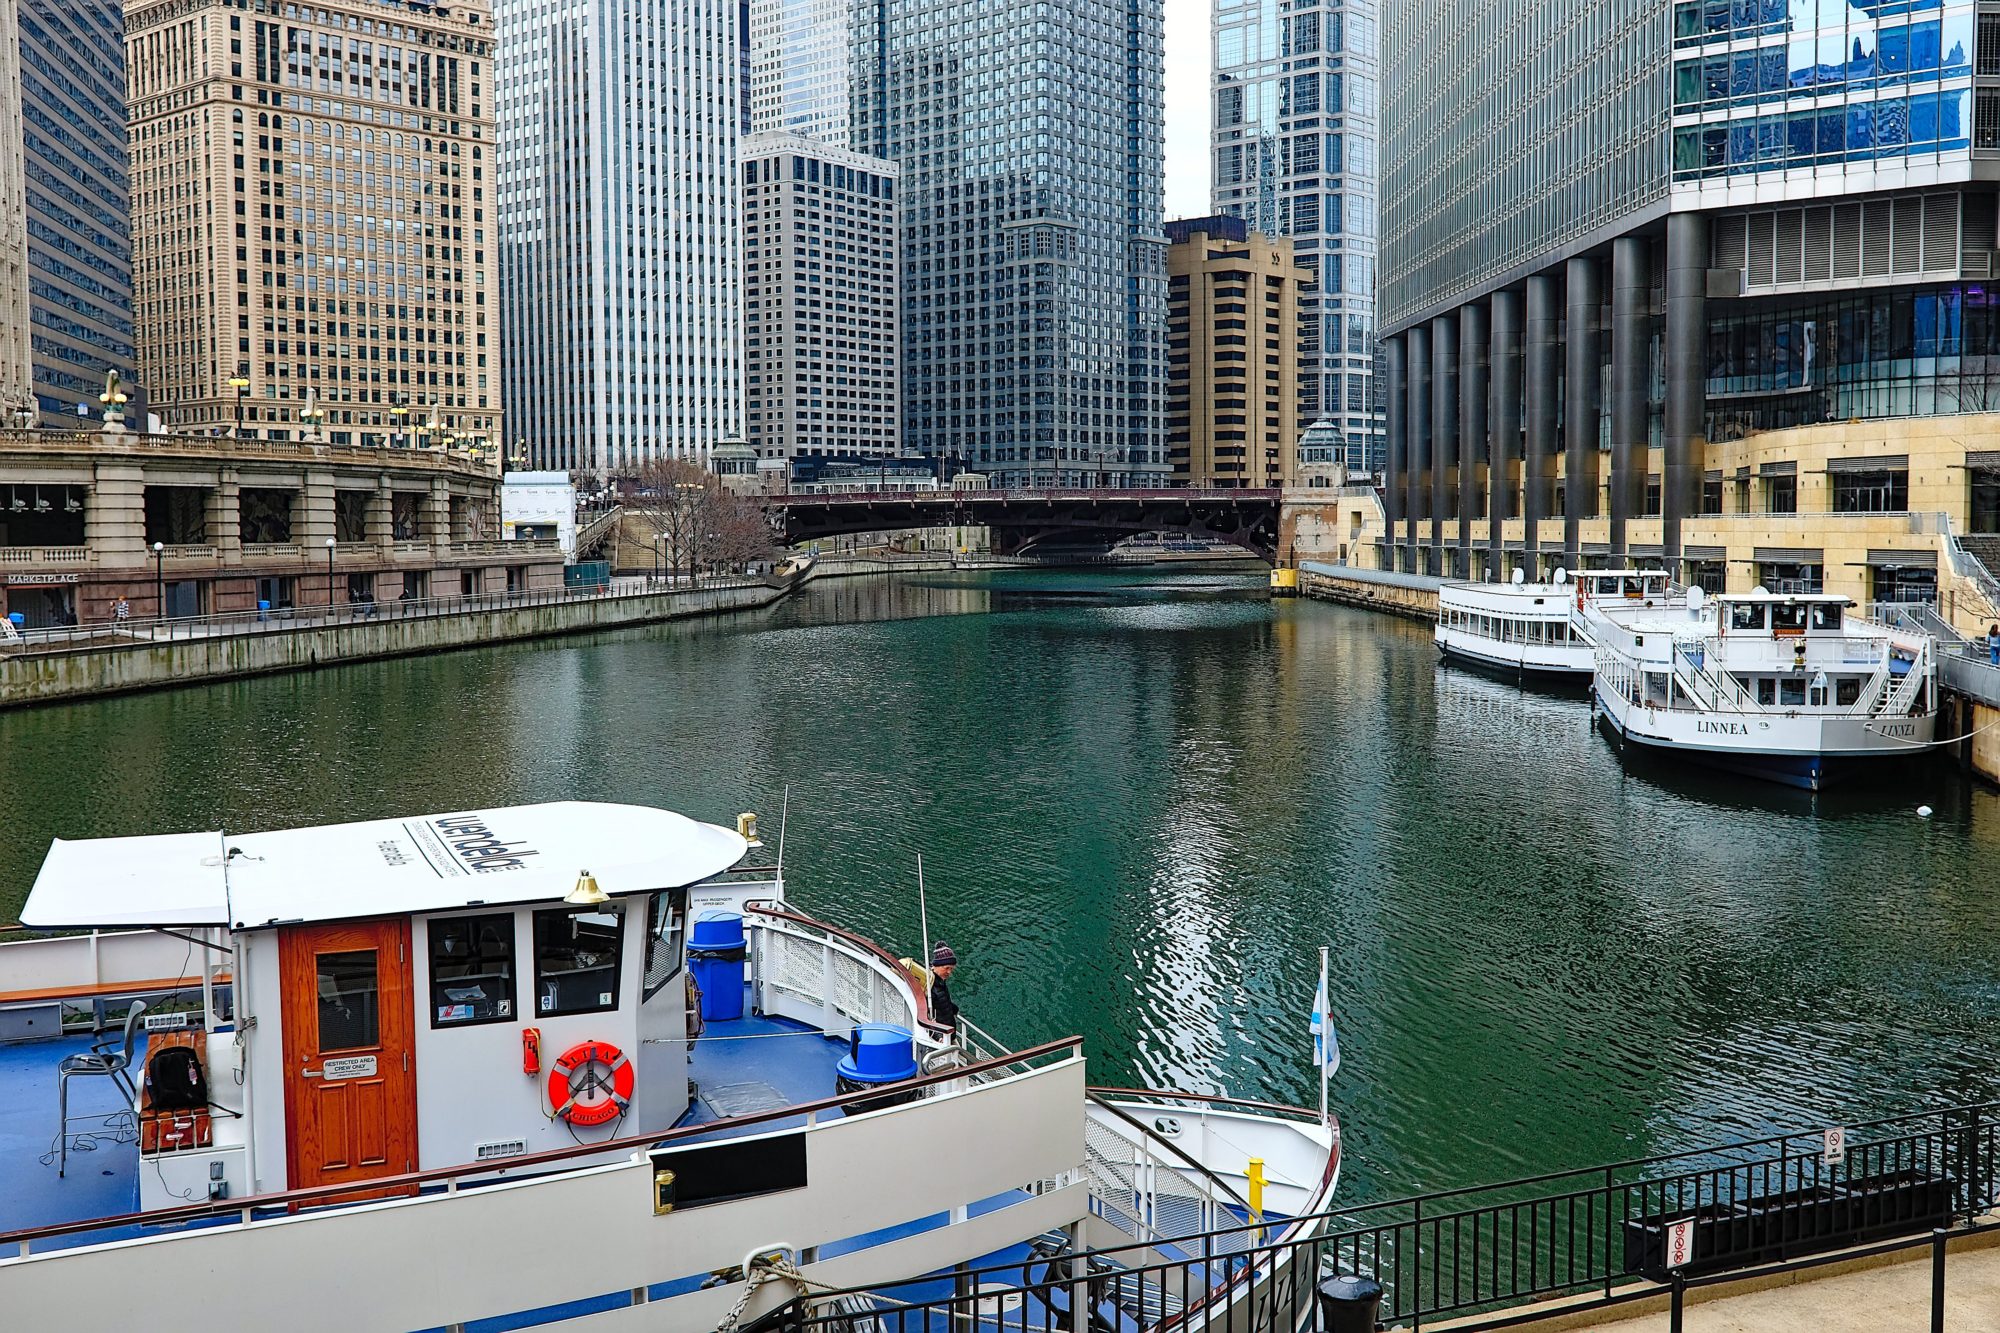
[929,942,961,1031]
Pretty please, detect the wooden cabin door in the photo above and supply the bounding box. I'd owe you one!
[278,920,418,1190]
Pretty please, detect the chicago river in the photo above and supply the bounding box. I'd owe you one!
[4,569,1999,1206]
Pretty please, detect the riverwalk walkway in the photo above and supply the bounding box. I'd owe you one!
[1430,1225,2000,1333]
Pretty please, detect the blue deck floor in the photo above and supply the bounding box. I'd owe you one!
[677,1007,851,1136]
[0,1032,147,1235]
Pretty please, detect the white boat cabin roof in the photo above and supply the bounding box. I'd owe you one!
[21,801,749,931]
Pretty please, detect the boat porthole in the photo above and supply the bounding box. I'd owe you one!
[1154,1115,1183,1137]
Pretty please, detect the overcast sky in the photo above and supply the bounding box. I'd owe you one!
[1164,0,1209,220]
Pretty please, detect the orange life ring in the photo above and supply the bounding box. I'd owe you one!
[548,1039,635,1127]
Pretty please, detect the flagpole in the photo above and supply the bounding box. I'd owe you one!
[1318,945,1330,1127]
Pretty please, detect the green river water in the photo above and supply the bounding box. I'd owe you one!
[4,569,1999,1203]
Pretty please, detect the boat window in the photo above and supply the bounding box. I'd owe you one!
[1780,677,1807,706]
[534,906,625,1016]
[1758,678,1777,705]
[1730,603,1766,631]
[1528,621,1543,644]
[1836,677,1861,706]
[1810,604,1842,632]
[428,913,516,1027]
[643,889,687,1001]
[317,949,379,1052]
[1773,603,1810,633]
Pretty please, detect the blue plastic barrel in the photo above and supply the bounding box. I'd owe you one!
[835,1024,921,1114]
[686,911,747,1021]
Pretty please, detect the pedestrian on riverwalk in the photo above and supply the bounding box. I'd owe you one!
[112,597,129,624]
[929,942,961,1031]
[1988,623,1999,666]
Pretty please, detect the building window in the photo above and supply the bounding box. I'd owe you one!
[1831,468,1908,513]
[533,906,624,1017]
[1701,478,1723,514]
[1765,475,1797,513]
[428,913,515,1026]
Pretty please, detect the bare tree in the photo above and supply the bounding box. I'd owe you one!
[624,456,776,584]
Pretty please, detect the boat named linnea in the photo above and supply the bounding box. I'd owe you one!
[1587,588,1936,789]
[0,802,1338,1332]
[1437,569,1674,679]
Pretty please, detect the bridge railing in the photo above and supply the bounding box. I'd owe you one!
[768,487,1281,503]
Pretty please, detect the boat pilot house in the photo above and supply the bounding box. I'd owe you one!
[17,803,753,1205]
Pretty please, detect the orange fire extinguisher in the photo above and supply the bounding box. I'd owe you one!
[522,1027,541,1076]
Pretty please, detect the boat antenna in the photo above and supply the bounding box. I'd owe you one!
[917,853,932,977]
[775,784,790,883]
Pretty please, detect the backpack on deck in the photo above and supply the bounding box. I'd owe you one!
[147,1044,209,1112]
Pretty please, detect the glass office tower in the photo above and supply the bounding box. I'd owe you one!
[854,0,1169,487]
[19,2,134,423]
[495,0,741,474]
[1377,0,2000,583]
[1212,0,1384,474]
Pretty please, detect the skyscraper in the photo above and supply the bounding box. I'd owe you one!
[495,0,741,475]
[743,133,899,470]
[1212,0,1383,475]
[1378,0,1989,585]
[855,0,1169,487]
[747,0,856,141]
[19,2,133,425]
[126,0,498,447]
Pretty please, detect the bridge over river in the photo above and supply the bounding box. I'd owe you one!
[765,487,1282,560]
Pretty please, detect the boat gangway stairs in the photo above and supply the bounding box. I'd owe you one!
[758,1102,2000,1332]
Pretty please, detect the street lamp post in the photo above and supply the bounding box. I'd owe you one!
[391,395,408,448]
[228,363,250,439]
[326,537,337,609]
[152,540,165,620]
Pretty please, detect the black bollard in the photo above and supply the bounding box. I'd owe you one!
[1316,1273,1385,1333]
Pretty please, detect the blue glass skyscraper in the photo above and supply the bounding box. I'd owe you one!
[18,2,134,423]
[854,0,1169,486]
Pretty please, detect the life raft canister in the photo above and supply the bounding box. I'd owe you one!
[548,1039,635,1127]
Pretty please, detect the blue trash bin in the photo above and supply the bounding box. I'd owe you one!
[834,1024,921,1115]
[686,912,747,1021]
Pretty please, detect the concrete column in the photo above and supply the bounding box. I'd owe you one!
[1458,301,1488,578]
[427,477,451,554]
[85,462,145,568]
[1384,334,1406,565]
[1407,322,1432,573]
[368,474,393,546]
[298,468,335,548]
[1609,236,1652,563]
[1523,273,1560,572]
[1430,312,1457,574]
[1489,289,1522,577]
[208,468,242,560]
[1564,255,1602,569]
[1663,213,1708,572]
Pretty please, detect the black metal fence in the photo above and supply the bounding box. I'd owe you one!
[762,1103,1999,1332]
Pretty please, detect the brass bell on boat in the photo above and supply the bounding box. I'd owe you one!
[566,869,608,906]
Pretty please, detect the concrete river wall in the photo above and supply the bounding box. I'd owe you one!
[0,582,785,708]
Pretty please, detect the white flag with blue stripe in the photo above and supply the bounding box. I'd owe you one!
[1310,966,1340,1076]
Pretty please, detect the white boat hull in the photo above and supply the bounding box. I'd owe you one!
[1597,687,1933,790]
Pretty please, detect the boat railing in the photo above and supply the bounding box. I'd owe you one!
[741,900,954,1043]
[0,1034,1085,1259]
[1080,1091,1261,1252]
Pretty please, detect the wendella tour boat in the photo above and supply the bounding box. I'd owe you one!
[0,801,1339,1331]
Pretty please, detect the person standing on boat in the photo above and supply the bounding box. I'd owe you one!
[929,942,961,1031]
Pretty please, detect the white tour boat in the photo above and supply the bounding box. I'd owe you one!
[1436,569,1674,679]
[1587,589,1936,789]
[0,801,1339,1332]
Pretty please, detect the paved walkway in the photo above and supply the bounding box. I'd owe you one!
[1455,1235,2000,1333]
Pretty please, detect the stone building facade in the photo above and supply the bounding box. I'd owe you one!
[0,428,559,627]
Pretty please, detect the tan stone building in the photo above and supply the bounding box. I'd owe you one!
[0,427,559,628]
[126,0,499,452]
[1165,217,1307,489]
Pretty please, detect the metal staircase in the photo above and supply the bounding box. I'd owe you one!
[1873,639,1931,717]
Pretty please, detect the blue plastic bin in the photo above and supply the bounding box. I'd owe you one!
[835,1024,921,1114]
[687,911,747,1021]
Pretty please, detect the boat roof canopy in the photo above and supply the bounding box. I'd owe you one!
[21,802,750,932]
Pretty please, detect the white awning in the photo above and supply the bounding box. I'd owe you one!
[23,831,231,930]
[20,802,750,932]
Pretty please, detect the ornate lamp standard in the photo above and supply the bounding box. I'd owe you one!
[227,363,250,438]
